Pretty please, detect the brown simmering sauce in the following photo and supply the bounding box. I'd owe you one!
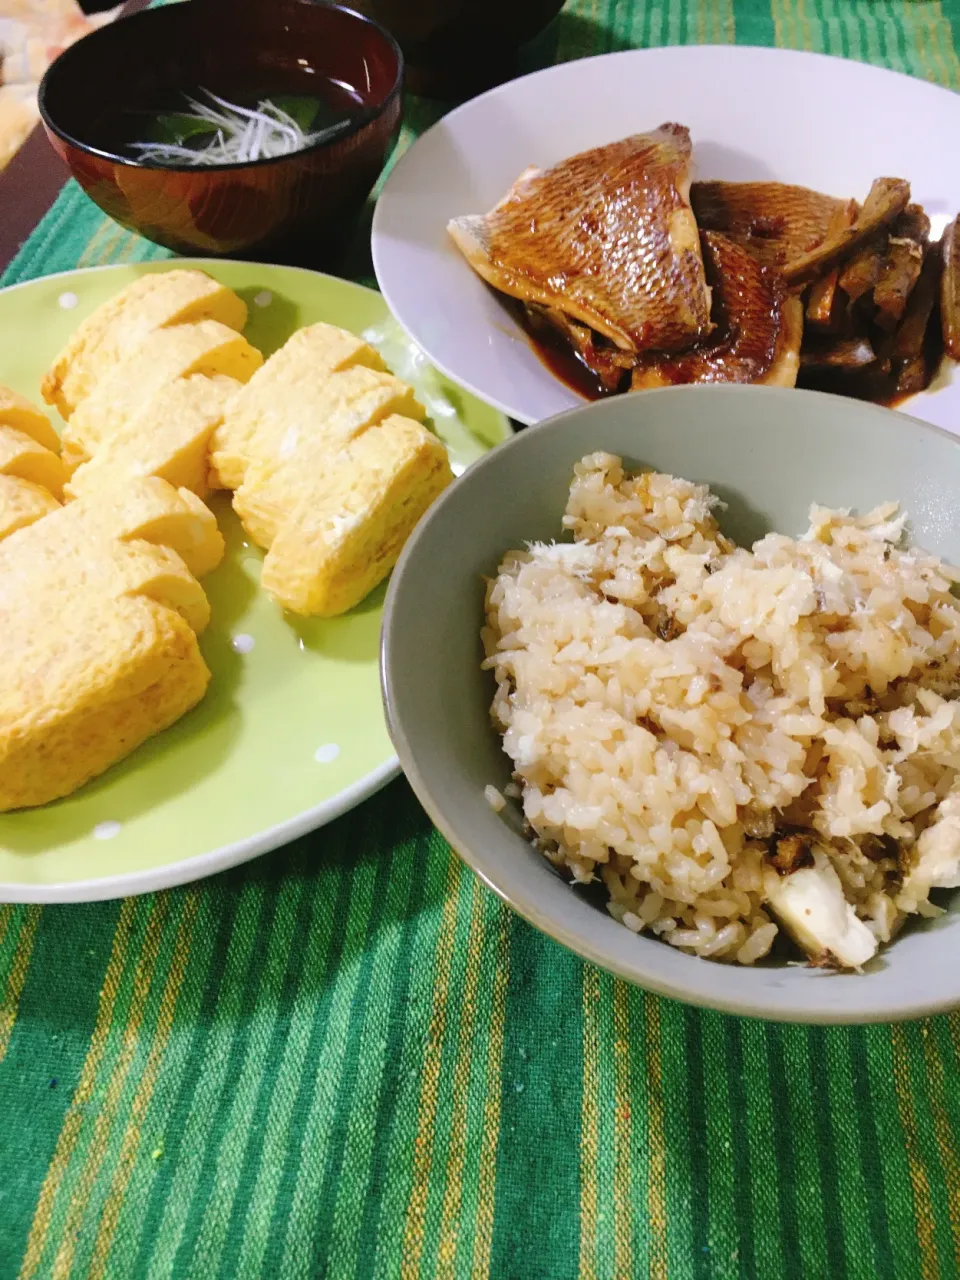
[511,302,620,402]
[518,303,947,410]
[795,367,913,409]
[797,317,946,409]
[526,328,609,401]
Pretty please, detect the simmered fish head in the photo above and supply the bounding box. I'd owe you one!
[448,125,711,354]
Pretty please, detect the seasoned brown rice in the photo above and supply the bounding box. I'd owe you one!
[481,452,960,967]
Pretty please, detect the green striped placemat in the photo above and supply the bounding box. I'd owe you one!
[3,3,960,1276]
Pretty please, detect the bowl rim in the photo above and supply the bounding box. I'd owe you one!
[37,0,405,174]
[380,384,960,1023]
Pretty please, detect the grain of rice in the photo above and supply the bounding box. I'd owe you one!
[485,784,506,813]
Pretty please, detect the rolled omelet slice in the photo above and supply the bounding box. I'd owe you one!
[66,374,242,501]
[61,321,260,473]
[0,386,65,540]
[64,475,224,580]
[258,322,389,380]
[0,593,210,813]
[0,423,67,498]
[257,414,453,617]
[0,474,61,543]
[0,384,61,452]
[212,362,422,495]
[42,268,248,418]
[208,323,414,491]
[1,477,223,590]
[0,477,219,811]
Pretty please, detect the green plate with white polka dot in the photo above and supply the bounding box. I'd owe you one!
[0,261,511,902]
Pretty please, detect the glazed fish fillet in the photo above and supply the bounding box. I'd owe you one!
[631,232,803,389]
[448,125,711,353]
[691,181,849,270]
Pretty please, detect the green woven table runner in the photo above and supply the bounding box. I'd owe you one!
[3,3,960,1277]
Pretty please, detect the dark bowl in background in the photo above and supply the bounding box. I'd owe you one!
[346,0,565,100]
[38,0,404,261]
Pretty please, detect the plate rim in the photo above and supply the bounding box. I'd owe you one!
[0,259,509,902]
[0,256,410,299]
[0,759,401,904]
[371,42,960,426]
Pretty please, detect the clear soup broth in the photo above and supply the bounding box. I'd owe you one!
[93,74,367,165]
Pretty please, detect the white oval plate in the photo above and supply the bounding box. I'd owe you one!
[372,45,960,430]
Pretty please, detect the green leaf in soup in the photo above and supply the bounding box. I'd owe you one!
[146,112,219,146]
[269,94,320,131]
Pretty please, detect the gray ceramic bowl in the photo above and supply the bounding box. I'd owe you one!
[381,385,960,1023]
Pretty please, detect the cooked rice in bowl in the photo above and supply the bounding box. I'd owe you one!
[481,452,960,968]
